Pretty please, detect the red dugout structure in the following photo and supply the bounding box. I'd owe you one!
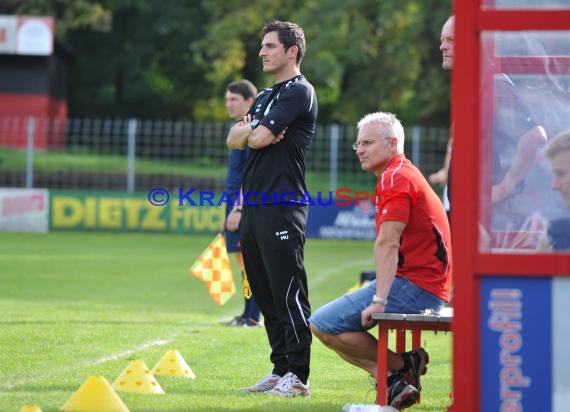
[0,16,68,149]
[452,1,570,411]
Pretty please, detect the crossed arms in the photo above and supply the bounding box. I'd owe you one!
[227,114,285,150]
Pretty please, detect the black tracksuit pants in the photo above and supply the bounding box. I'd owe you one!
[240,203,311,383]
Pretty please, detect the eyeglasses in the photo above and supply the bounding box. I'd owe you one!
[352,140,375,151]
[352,137,393,151]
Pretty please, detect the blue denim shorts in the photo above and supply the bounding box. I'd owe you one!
[309,276,445,335]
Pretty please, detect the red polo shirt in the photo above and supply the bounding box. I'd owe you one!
[375,154,452,302]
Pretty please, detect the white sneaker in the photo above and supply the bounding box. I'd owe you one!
[265,372,310,397]
[241,373,282,393]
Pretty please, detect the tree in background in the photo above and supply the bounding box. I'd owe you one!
[3,0,451,125]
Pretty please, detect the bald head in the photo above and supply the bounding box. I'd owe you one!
[440,16,455,70]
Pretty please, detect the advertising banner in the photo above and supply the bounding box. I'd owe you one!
[0,188,49,232]
[306,201,375,241]
[50,190,224,234]
[0,15,54,56]
[480,276,570,411]
[50,190,377,240]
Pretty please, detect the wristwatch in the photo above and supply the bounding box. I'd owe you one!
[372,294,388,306]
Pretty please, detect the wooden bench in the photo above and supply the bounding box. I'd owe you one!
[371,308,453,405]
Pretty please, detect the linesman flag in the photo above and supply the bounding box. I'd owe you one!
[189,233,236,306]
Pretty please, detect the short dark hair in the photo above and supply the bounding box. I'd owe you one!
[263,20,306,65]
[226,79,257,100]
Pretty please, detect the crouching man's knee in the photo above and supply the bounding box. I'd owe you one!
[310,323,335,347]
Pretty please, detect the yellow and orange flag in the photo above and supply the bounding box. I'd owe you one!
[189,234,235,306]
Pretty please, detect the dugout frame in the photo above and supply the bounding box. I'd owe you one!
[452,1,570,411]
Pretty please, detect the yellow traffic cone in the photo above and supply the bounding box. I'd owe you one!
[112,359,165,394]
[151,349,196,378]
[19,405,42,412]
[61,375,130,412]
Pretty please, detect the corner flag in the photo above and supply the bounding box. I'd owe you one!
[189,233,235,306]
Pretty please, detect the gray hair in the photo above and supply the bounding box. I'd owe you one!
[357,112,405,153]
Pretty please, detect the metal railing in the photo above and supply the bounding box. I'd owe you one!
[0,116,450,194]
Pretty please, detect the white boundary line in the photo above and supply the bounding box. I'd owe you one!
[85,338,171,367]
[309,258,373,288]
[0,337,172,390]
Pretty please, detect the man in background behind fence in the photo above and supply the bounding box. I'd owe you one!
[222,79,262,328]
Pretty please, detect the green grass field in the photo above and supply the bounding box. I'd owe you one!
[0,232,451,411]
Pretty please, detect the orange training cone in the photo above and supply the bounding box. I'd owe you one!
[112,359,165,394]
[61,375,130,412]
[151,349,196,378]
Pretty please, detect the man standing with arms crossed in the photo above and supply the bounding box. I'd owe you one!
[227,20,318,397]
[222,79,262,328]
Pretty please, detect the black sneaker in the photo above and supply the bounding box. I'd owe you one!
[387,373,419,409]
[401,347,429,390]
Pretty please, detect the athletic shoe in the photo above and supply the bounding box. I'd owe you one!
[235,317,262,327]
[241,373,282,393]
[401,347,429,390]
[223,315,244,326]
[387,373,419,409]
[265,372,310,397]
